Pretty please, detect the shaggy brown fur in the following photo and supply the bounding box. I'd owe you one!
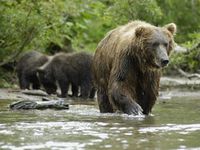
[38,52,95,98]
[16,51,49,90]
[92,20,176,115]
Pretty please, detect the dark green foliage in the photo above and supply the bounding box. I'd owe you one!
[156,0,200,42]
[0,0,200,87]
[169,43,200,73]
[1,0,200,55]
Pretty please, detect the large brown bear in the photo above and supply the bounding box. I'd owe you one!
[92,20,176,115]
[37,52,95,98]
[16,51,49,90]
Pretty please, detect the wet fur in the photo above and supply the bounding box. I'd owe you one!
[39,52,95,98]
[16,51,49,90]
[92,20,176,115]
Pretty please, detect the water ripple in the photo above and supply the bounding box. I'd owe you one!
[139,124,200,133]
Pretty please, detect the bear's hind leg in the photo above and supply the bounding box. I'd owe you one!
[80,82,90,99]
[97,89,113,113]
[58,80,69,98]
[71,83,79,97]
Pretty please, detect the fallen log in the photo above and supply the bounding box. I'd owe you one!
[21,90,48,96]
[174,66,200,79]
[10,100,69,110]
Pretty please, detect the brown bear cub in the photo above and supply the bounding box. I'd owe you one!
[16,51,49,90]
[92,20,176,115]
[37,52,95,98]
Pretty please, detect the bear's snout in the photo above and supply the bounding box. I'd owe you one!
[161,59,169,67]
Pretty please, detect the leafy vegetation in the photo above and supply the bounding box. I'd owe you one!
[0,0,200,87]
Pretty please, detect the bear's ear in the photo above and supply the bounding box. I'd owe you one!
[135,26,152,38]
[135,26,146,37]
[164,23,177,35]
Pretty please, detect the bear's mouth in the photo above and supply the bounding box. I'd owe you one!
[153,62,168,69]
[151,59,162,69]
[147,59,166,69]
[153,63,161,69]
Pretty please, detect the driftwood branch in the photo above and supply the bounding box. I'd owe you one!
[172,42,200,79]
[188,41,200,52]
[174,41,200,53]
[21,90,48,96]
[10,100,69,110]
[174,66,200,79]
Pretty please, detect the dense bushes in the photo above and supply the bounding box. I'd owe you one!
[0,0,199,87]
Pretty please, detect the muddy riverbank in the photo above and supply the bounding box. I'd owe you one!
[1,76,200,102]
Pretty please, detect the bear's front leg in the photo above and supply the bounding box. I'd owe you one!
[80,82,91,99]
[97,89,114,113]
[19,74,30,90]
[89,87,96,99]
[31,76,40,89]
[71,83,79,97]
[58,80,69,98]
[109,82,143,115]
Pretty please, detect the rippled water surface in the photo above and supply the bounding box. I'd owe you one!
[0,93,200,150]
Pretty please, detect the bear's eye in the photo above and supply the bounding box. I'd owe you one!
[163,43,168,47]
[152,42,159,47]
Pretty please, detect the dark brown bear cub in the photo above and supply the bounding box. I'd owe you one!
[37,52,95,98]
[92,20,176,115]
[16,51,49,90]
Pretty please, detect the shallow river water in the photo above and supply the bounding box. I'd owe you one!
[0,90,200,150]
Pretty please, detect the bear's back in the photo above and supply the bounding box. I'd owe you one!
[44,52,92,75]
[16,51,47,73]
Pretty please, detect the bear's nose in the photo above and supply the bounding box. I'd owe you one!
[161,59,169,67]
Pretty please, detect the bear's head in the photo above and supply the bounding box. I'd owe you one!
[135,23,176,69]
[37,67,57,95]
